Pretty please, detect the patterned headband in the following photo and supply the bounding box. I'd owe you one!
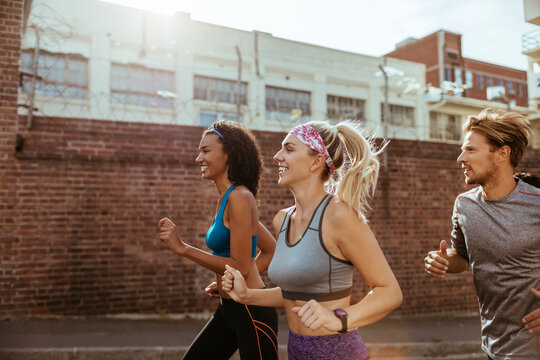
[289,123,336,174]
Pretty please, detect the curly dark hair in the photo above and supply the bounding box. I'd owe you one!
[203,120,264,196]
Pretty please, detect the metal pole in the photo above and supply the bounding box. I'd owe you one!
[235,45,242,122]
[27,26,40,129]
[379,62,389,169]
[254,32,260,78]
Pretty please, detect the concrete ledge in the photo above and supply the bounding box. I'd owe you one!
[367,341,482,357]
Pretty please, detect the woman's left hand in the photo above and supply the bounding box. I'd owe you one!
[157,217,187,255]
[291,300,343,332]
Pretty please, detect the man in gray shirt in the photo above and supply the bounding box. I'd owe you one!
[424,108,540,360]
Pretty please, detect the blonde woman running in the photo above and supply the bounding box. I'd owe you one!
[222,121,402,360]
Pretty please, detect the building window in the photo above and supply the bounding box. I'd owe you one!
[199,111,240,127]
[444,67,451,82]
[194,75,247,104]
[487,76,493,87]
[507,80,515,95]
[517,83,523,97]
[110,63,175,108]
[266,86,311,122]
[477,74,484,90]
[20,50,88,99]
[381,103,415,127]
[429,112,461,142]
[326,95,365,121]
[497,78,503,86]
[454,68,462,85]
[465,71,473,88]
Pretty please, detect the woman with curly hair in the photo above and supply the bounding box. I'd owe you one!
[158,120,279,360]
[222,120,402,360]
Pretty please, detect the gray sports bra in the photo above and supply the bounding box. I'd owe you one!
[267,194,354,301]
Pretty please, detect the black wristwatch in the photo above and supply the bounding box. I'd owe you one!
[333,308,348,333]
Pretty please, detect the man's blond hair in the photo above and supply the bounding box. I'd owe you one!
[464,108,532,168]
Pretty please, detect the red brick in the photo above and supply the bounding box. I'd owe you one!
[1,5,539,318]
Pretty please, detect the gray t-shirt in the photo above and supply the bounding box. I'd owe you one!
[451,179,540,359]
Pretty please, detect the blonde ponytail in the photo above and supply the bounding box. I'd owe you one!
[310,120,384,222]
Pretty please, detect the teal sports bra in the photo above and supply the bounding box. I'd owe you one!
[205,184,257,258]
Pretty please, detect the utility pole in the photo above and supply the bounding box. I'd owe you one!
[379,59,389,170]
[378,59,391,220]
[235,45,242,122]
[27,26,40,129]
[254,31,261,78]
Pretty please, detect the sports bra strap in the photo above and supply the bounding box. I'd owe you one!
[217,184,236,218]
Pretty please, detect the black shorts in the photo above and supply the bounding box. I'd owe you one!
[183,297,279,360]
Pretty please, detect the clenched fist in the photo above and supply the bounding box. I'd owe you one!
[157,217,187,255]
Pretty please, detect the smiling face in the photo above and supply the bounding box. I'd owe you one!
[457,131,498,186]
[195,134,228,181]
[273,133,319,187]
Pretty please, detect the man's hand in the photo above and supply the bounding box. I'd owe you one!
[523,288,540,334]
[424,240,450,279]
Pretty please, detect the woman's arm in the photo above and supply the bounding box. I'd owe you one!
[157,188,255,276]
[331,204,402,329]
[222,265,285,307]
[221,210,289,307]
[158,218,242,275]
[291,203,402,332]
[254,221,276,274]
[227,189,257,277]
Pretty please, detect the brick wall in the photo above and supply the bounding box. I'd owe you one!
[0,0,24,315]
[1,2,539,318]
[386,32,440,87]
[2,114,539,318]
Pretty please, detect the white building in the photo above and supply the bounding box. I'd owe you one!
[522,0,540,148]
[19,0,431,140]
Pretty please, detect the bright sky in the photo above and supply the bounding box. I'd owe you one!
[102,0,536,71]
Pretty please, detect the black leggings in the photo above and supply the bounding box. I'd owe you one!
[183,297,279,360]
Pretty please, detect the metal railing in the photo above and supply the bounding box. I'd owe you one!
[522,28,540,52]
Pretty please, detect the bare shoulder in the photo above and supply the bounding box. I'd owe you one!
[228,185,255,204]
[226,186,256,217]
[325,197,372,240]
[325,197,363,225]
[273,208,289,224]
[272,208,290,235]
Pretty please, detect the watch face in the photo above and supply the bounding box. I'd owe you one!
[334,309,347,318]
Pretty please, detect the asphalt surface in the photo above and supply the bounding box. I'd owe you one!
[0,313,482,348]
[0,313,485,359]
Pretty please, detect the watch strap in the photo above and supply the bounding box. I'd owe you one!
[333,308,348,333]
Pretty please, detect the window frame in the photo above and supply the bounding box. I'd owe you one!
[381,103,415,128]
[20,49,89,99]
[477,74,484,90]
[507,80,515,95]
[465,71,473,89]
[326,95,365,121]
[194,75,247,105]
[265,85,311,121]
[110,63,175,109]
[429,112,461,142]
